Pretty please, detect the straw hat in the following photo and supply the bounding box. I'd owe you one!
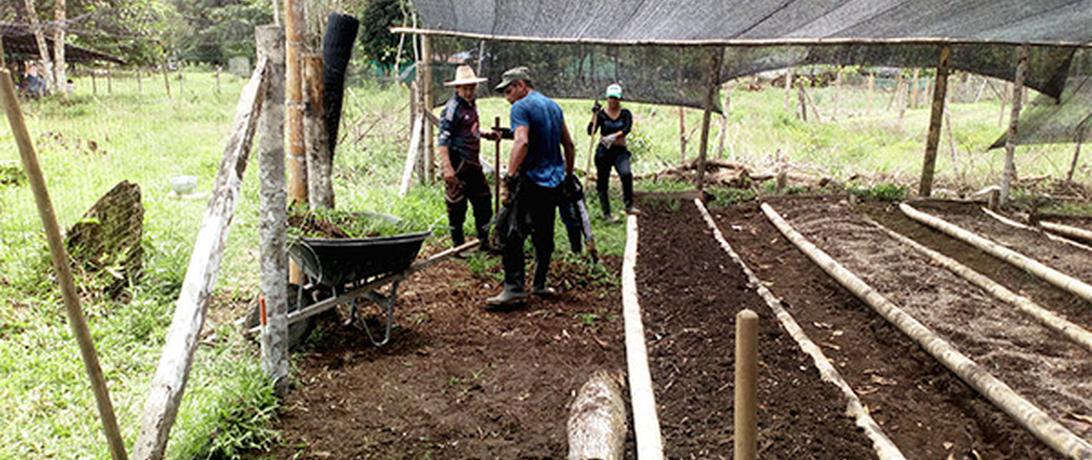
[444,65,488,86]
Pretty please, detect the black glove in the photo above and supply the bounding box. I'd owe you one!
[501,173,520,205]
[493,127,514,140]
[591,101,602,113]
[563,173,584,202]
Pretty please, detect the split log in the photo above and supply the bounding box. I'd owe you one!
[567,370,627,460]
[132,56,269,460]
[622,215,665,459]
[900,203,1092,303]
[763,203,1092,460]
[868,218,1092,353]
[1,69,128,460]
[1040,221,1092,245]
[694,200,905,460]
[980,207,1092,253]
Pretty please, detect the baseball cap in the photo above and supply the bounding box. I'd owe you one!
[494,66,532,92]
[606,83,623,99]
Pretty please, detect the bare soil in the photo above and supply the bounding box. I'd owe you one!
[777,199,1092,441]
[249,256,629,459]
[712,197,1062,459]
[636,202,875,459]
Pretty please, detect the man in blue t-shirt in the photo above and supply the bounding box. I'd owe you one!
[487,67,576,307]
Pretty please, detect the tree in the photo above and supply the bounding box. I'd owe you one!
[53,0,67,94]
[359,0,406,72]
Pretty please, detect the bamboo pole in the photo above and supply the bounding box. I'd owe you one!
[900,203,1092,304]
[256,25,289,395]
[734,309,758,460]
[980,206,1092,253]
[696,47,722,192]
[622,215,665,459]
[303,53,333,209]
[285,0,307,207]
[693,200,904,460]
[133,56,269,460]
[1,69,129,460]
[919,45,951,197]
[868,218,1092,353]
[1040,221,1092,245]
[762,202,1092,460]
[1000,45,1029,207]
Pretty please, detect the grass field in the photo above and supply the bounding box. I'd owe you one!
[0,68,1085,459]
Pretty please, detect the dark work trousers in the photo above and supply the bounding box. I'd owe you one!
[558,201,583,253]
[445,161,493,247]
[501,181,559,290]
[594,145,634,216]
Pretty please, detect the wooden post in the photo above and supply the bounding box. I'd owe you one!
[715,85,730,160]
[285,0,307,207]
[1000,45,1029,207]
[132,56,269,460]
[23,0,56,91]
[215,65,222,95]
[734,309,758,460]
[678,106,687,164]
[867,73,875,113]
[421,36,435,184]
[256,25,289,395]
[494,116,501,214]
[1067,126,1086,183]
[303,53,333,209]
[911,68,921,108]
[162,63,170,97]
[91,71,97,95]
[696,47,721,192]
[918,45,951,197]
[136,68,143,93]
[106,67,112,94]
[0,69,129,460]
[783,68,792,111]
[797,83,807,122]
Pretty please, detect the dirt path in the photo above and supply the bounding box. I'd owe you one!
[636,203,874,459]
[915,202,1092,283]
[868,204,1092,332]
[779,199,1092,443]
[712,199,1062,459]
[250,257,628,459]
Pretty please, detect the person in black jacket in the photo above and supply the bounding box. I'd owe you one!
[587,83,638,222]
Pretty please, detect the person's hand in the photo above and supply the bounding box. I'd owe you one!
[481,130,498,141]
[443,164,456,182]
[501,174,518,205]
[591,101,602,113]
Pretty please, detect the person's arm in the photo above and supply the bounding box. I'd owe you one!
[620,109,633,136]
[437,103,456,179]
[586,109,600,135]
[561,122,576,174]
[507,125,530,176]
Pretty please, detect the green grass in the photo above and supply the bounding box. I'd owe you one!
[1,68,1086,459]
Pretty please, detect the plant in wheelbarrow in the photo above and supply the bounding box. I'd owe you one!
[281,208,432,347]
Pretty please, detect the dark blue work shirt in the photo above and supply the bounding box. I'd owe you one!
[510,90,566,188]
[437,94,481,165]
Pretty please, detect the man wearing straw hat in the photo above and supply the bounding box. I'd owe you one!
[438,65,498,253]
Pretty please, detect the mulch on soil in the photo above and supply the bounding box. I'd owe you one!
[250,256,627,459]
[779,199,1092,441]
[913,202,1092,282]
[712,197,1061,459]
[636,202,874,459]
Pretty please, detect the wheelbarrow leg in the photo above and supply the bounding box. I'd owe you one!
[355,280,400,346]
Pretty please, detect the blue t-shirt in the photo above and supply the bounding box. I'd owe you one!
[510,90,566,188]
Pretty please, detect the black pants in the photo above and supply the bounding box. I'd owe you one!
[501,181,559,290]
[594,146,634,216]
[445,161,493,247]
[558,200,583,253]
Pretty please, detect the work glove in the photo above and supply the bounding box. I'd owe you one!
[501,173,519,206]
[591,101,602,113]
[492,127,514,140]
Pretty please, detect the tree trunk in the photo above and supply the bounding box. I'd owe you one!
[918,45,950,198]
[53,0,67,95]
[1000,45,1028,207]
[285,0,308,207]
[23,0,56,92]
[304,54,334,209]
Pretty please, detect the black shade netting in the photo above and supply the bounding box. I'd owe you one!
[992,49,1092,148]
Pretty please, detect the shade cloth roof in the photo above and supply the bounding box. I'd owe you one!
[1,22,125,65]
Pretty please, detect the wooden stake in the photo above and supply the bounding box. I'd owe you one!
[734,309,758,460]
[678,106,687,164]
[285,0,307,207]
[303,53,333,209]
[215,65,222,95]
[911,68,921,108]
[177,65,183,95]
[696,47,722,191]
[136,68,142,93]
[867,73,875,114]
[919,45,951,197]
[256,25,289,395]
[162,63,170,97]
[797,83,807,122]
[0,69,129,460]
[106,67,112,94]
[1067,127,1085,182]
[1000,45,1029,207]
[493,116,501,214]
[715,85,730,160]
[783,68,792,111]
[133,56,269,460]
[91,71,97,95]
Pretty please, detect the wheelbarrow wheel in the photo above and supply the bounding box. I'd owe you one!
[244,284,316,349]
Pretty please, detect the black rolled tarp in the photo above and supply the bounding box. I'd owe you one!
[322,12,360,156]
